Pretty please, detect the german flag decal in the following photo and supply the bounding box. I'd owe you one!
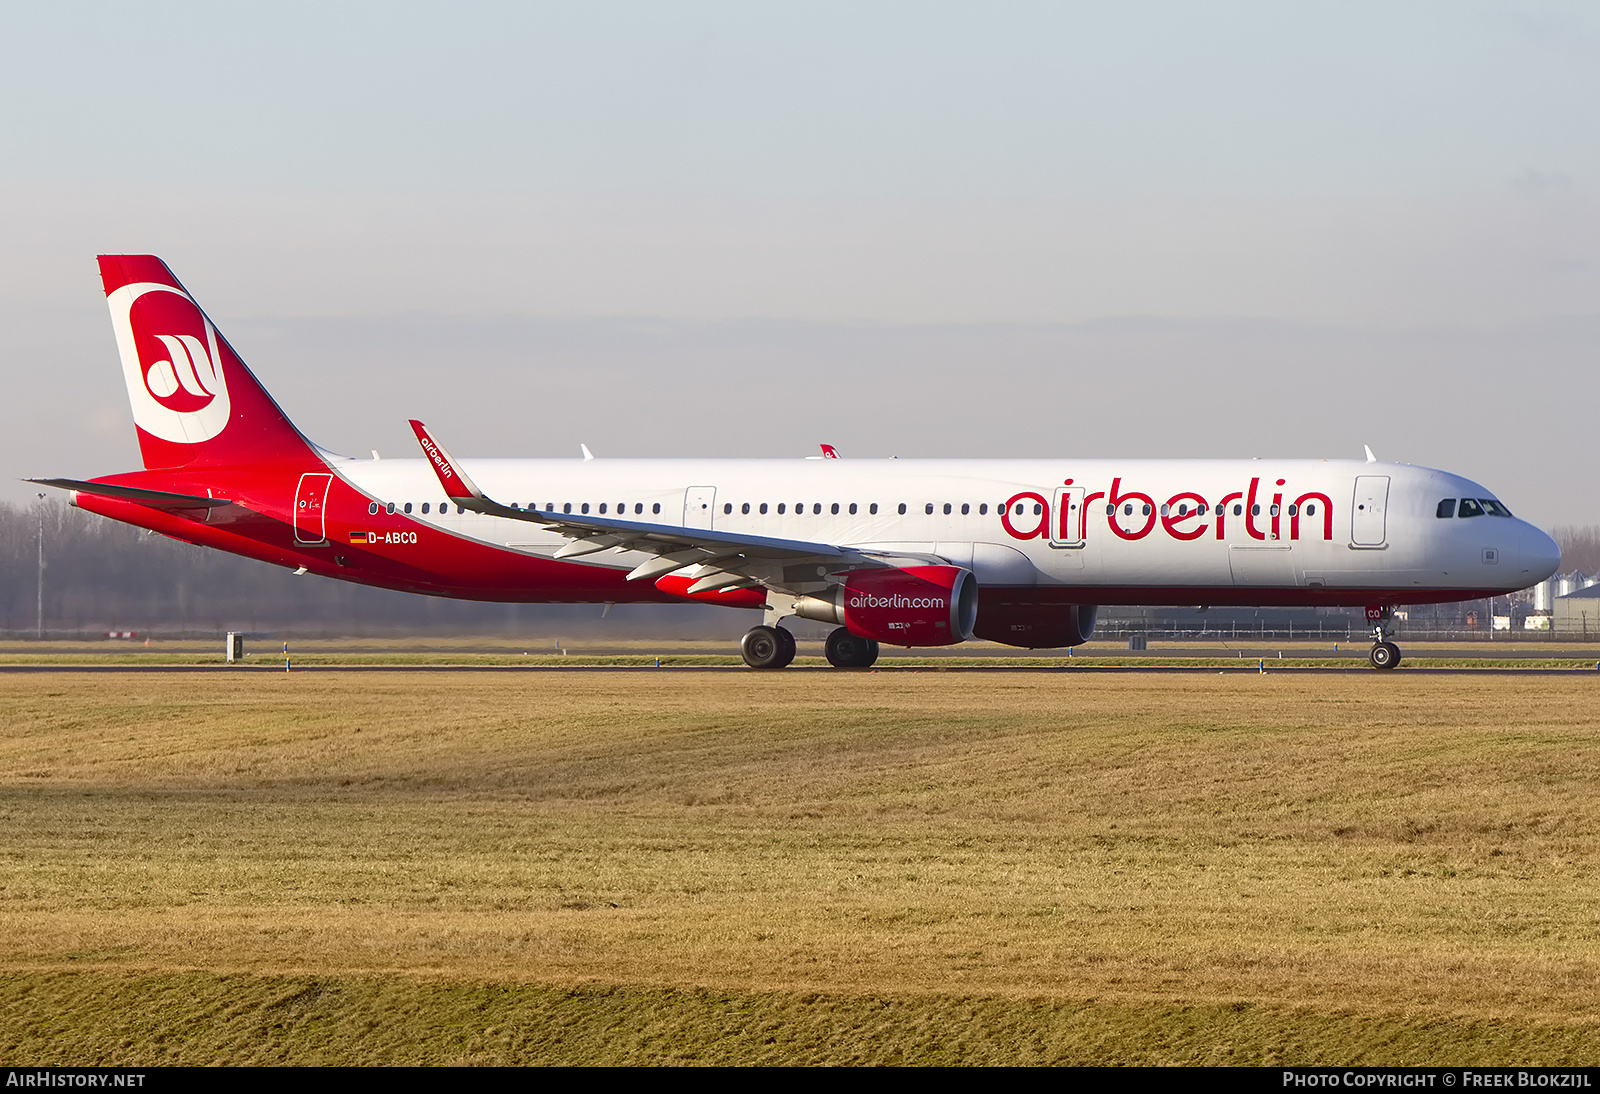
[349,531,373,544]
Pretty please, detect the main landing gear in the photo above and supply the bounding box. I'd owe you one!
[740,625,797,669]
[737,625,880,669]
[824,627,879,669]
[1366,606,1403,671]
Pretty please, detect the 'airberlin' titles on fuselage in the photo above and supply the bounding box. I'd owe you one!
[1000,476,1336,544]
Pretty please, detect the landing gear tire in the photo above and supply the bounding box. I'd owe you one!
[1369,641,1401,671]
[825,627,879,669]
[773,626,796,668]
[742,625,794,670]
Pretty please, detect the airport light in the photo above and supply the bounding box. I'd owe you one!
[36,493,45,640]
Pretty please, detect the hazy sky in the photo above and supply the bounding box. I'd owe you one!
[2,2,1596,526]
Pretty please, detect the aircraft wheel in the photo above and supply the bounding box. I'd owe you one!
[1369,641,1401,671]
[825,628,880,669]
[773,626,797,669]
[741,625,789,669]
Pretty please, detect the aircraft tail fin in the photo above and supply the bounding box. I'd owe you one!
[98,255,319,471]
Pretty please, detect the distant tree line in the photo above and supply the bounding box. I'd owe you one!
[1552,527,1600,575]
[0,499,718,639]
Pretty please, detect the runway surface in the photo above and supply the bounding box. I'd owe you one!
[2,663,1596,675]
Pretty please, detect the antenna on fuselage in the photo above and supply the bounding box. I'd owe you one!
[1363,445,1378,463]
[580,444,595,461]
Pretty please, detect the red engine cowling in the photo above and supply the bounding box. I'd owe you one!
[972,601,1097,648]
[835,565,978,647]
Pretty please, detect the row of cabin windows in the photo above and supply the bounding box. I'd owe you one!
[1114,502,1318,518]
[368,500,1038,518]
[367,498,1323,520]
[1437,498,1513,519]
[366,500,668,516]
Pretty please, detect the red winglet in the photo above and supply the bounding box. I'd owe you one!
[408,420,483,502]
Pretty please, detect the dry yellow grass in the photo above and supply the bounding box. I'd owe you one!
[1,670,1597,1063]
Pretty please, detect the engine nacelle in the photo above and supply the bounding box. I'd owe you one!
[794,565,978,647]
[973,601,1098,648]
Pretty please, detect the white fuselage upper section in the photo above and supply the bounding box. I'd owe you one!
[333,455,1560,599]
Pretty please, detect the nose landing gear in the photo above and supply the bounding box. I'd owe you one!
[1366,606,1403,670]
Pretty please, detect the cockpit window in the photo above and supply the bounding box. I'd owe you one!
[1480,499,1513,517]
[1436,499,1456,519]
[1458,498,1484,518]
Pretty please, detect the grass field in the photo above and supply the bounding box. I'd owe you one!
[1,669,1597,1064]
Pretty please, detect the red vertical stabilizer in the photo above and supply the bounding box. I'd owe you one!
[98,255,321,471]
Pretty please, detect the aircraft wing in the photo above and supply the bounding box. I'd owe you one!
[408,421,901,596]
[27,478,233,510]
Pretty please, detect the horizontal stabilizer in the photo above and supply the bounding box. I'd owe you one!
[28,478,231,509]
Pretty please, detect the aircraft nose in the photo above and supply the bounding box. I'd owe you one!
[1518,525,1562,583]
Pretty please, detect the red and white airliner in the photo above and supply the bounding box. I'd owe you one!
[34,256,1561,669]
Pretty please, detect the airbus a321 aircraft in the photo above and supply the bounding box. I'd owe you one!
[34,256,1561,670]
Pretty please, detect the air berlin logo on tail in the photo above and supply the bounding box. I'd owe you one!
[146,334,220,404]
[107,282,232,444]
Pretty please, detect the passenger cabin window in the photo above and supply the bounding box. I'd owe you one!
[869,503,877,515]
[652,503,661,514]
[421,503,430,514]
[898,503,907,515]
[777,503,786,514]
[1458,498,1484,518]
[926,503,935,515]
[386,502,396,514]
[368,502,379,515]
[1437,499,1456,518]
